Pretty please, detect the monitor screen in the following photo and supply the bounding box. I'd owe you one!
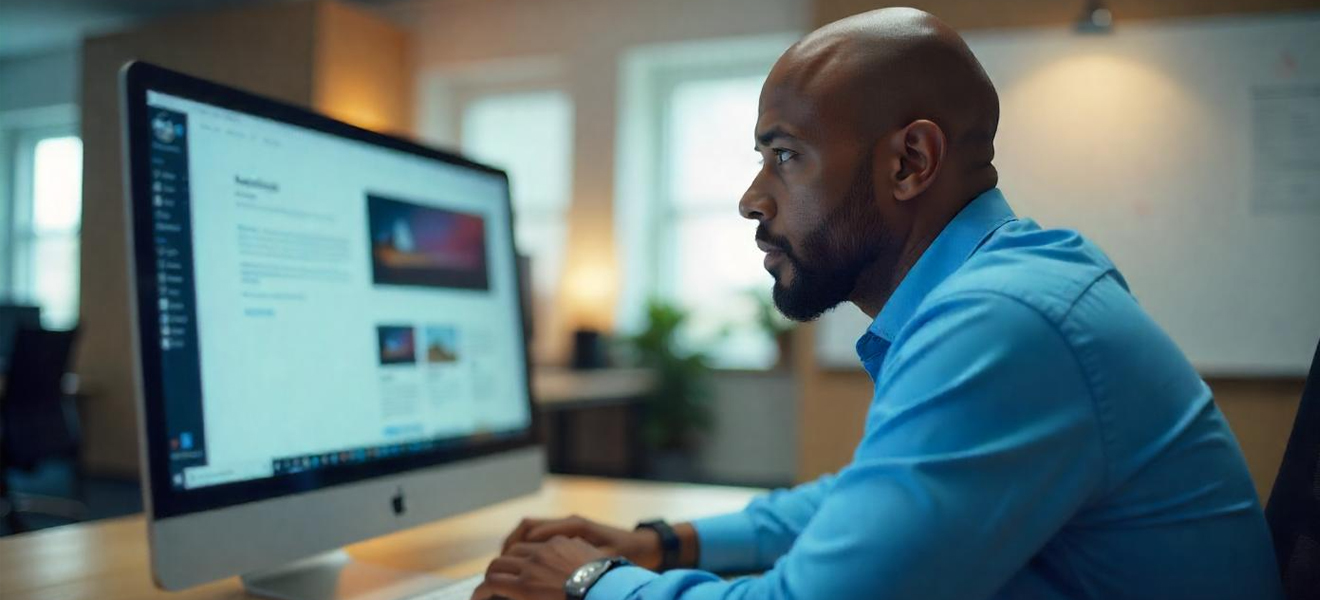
[130,79,533,515]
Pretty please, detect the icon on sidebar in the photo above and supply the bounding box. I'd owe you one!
[152,115,177,143]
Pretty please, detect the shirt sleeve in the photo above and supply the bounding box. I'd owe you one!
[586,291,1108,600]
[689,473,839,573]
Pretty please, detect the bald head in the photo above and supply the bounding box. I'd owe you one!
[767,8,999,186]
[741,8,1003,321]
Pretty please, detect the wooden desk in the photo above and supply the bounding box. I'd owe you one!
[0,476,760,600]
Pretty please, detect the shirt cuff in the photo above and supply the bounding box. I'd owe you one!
[585,565,658,600]
[691,512,759,573]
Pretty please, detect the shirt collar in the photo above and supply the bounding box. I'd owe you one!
[862,188,1016,348]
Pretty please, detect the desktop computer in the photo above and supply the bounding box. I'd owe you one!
[121,61,542,599]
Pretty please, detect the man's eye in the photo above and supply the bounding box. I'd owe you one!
[774,148,796,165]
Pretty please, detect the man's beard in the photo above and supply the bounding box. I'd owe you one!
[760,164,892,322]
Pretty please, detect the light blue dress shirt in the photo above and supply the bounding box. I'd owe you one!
[589,188,1283,600]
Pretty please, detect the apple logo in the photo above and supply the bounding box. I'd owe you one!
[391,487,406,516]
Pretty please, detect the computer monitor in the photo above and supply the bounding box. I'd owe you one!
[120,61,542,597]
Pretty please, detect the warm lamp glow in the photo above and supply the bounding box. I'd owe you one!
[562,260,617,332]
[315,64,401,133]
[998,52,1198,175]
[322,96,390,132]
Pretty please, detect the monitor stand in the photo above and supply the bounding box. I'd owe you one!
[241,549,459,600]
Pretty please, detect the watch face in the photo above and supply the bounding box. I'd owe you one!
[565,559,612,598]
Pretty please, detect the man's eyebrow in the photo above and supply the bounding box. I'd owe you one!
[754,127,798,149]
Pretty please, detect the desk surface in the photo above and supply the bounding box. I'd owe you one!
[0,476,760,600]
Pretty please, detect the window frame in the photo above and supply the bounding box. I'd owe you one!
[614,34,799,368]
[457,88,575,267]
[0,104,79,305]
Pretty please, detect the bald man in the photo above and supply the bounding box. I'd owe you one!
[473,8,1282,600]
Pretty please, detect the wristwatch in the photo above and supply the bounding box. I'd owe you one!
[564,556,633,600]
[635,519,681,571]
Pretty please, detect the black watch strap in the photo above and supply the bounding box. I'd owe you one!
[635,519,681,571]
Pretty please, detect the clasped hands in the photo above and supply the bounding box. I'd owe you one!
[470,515,663,600]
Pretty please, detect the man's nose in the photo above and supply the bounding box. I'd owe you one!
[739,176,776,221]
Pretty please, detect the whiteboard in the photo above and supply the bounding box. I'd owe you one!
[816,13,1320,375]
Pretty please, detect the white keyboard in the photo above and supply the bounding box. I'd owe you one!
[408,574,484,600]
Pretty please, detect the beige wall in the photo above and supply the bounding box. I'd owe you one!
[312,1,414,136]
[794,0,1316,503]
[78,0,411,475]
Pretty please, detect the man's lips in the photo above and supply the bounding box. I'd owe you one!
[757,239,787,271]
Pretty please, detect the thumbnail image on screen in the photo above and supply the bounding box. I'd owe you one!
[376,325,417,365]
[424,325,460,364]
[367,194,490,290]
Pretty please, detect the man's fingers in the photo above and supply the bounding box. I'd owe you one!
[470,572,522,600]
[505,542,538,559]
[485,556,526,576]
[524,520,595,543]
[501,518,546,553]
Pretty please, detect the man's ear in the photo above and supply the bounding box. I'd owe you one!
[885,119,946,202]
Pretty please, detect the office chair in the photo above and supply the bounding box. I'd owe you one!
[0,327,86,533]
[1265,338,1320,600]
[0,304,41,372]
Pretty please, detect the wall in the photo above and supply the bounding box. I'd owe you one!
[0,48,79,113]
[794,0,1315,504]
[696,371,798,486]
[312,1,414,136]
[78,0,411,475]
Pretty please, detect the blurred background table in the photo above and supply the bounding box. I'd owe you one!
[532,367,657,478]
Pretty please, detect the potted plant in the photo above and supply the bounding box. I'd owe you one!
[622,299,714,477]
[747,289,796,370]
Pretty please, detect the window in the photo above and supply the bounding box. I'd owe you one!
[2,110,81,330]
[460,91,573,304]
[663,76,775,368]
[616,35,798,370]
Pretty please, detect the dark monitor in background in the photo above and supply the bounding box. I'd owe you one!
[0,304,42,370]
